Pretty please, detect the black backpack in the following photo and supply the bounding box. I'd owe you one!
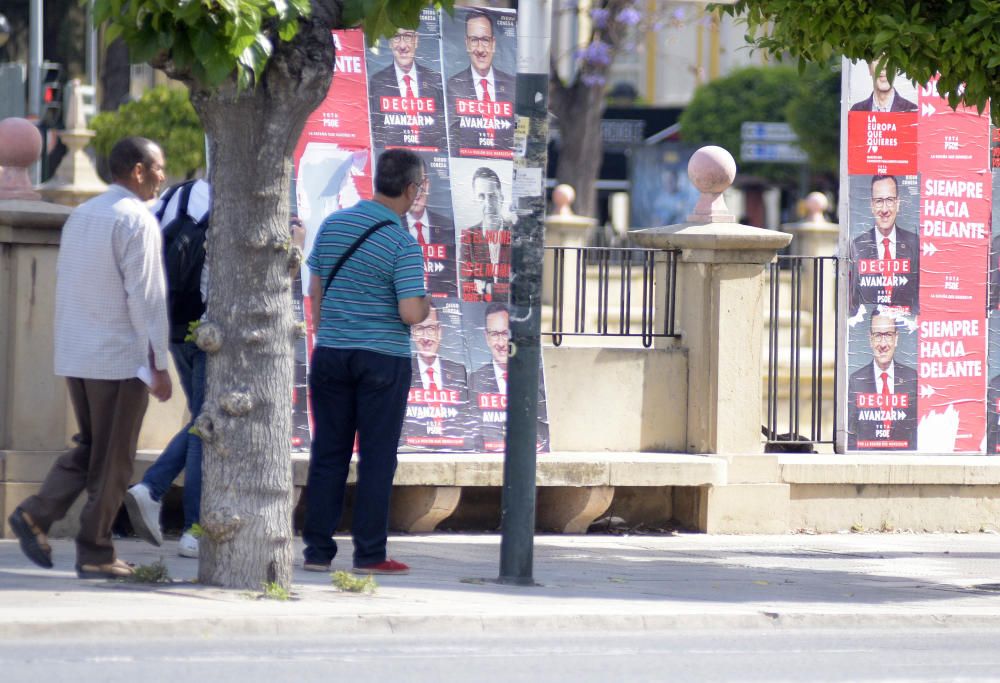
[156,181,209,343]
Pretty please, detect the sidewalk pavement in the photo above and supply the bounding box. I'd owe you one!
[4,532,1000,639]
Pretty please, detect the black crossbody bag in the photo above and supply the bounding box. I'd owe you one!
[321,219,396,298]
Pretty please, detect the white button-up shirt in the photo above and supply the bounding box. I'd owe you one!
[472,68,496,100]
[54,184,170,379]
[395,64,419,97]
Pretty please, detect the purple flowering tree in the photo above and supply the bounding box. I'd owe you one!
[549,0,686,218]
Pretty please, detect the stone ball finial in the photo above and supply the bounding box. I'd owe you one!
[686,145,736,223]
[551,183,576,217]
[0,117,43,200]
[804,191,830,223]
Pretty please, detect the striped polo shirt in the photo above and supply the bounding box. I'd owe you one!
[308,199,426,357]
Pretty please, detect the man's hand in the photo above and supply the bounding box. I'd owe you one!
[149,368,172,402]
[290,217,306,250]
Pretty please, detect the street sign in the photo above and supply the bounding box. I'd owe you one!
[740,141,809,164]
[741,121,798,143]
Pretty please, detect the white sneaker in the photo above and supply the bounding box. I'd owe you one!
[178,531,199,558]
[124,483,163,546]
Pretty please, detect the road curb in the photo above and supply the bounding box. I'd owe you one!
[5,610,1000,640]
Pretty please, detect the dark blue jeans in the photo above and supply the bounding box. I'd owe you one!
[142,341,205,530]
[302,347,411,567]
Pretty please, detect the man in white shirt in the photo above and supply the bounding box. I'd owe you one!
[8,137,171,579]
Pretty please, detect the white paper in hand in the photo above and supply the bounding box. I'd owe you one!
[136,366,154,388]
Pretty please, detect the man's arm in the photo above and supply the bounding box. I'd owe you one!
[116,210,172,399]
[398,295,431,325]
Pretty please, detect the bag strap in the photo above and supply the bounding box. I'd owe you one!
[155,180,198,227]
[154,182,186,223]
[178,180,195,218]
[322,219,396,298]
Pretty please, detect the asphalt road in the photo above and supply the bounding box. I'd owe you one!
[3,628,997,682]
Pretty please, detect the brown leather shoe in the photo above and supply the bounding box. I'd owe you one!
[76,558,135,579]
[8,507,53,569]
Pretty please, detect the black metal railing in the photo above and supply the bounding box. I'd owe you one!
[764,255,840,449]
[544,246,680,348]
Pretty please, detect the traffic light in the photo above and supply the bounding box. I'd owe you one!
[40,62,63,127]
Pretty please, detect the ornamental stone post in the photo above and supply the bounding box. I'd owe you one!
[634,145,792,455]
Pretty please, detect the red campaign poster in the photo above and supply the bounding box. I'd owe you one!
[918,175,991,313]
[292,28,375,447]
[847,111,918,176]
[918,78,991,175]
[294,29,372,154]
[917,315,987,452]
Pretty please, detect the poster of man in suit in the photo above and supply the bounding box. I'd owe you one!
[451,159,514,303]
[848,174,920,317]
[401,302,474,450]
[404,156,458,298]
[366,9,448,154]
[849,59,918,113]
[847,311,918,450]
[442,7,517,158]
[466,302,550,452]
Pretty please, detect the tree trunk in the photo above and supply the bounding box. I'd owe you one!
[100,38,130,112]
[186,18,335,590]
[551,81,606,219]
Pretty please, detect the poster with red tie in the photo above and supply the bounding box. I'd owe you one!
[400,301,477,449]
[843,59,993,453]
[441,7,517,160]
[366,8,448,155]
[460,301,550,453]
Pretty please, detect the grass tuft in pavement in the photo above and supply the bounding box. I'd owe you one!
[331,570,377,594]
[122,559,171,584]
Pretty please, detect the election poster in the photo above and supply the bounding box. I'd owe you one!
[843,59,992,453]
[290,6,550,455]
[441,7,517,160]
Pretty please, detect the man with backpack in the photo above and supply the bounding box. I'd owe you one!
[124,178,209,559]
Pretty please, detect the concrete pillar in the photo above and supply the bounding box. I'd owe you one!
[634,146,791,454]
[542,184,596,306]
[38,79,108,207]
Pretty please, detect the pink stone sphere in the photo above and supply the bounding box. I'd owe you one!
[0,118,43,168]
[687,145,737,194]
[805,191,829,214]
[552,184,575,208]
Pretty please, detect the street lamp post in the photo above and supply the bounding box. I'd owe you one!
[498,0,552,586]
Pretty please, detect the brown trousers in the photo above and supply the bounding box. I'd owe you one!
[21,377,149,565]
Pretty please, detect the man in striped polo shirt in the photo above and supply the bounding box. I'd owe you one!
[303,149,430,575]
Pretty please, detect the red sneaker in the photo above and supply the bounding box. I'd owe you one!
[352,559,410,575]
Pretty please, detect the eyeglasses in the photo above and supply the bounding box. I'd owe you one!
[486,330,510,342]
[466,35,494,48]
[412,323,441,337]
[871,197,898,209]
[870,331,897,342]
[411,177,428,196]
[390,31,418,45]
